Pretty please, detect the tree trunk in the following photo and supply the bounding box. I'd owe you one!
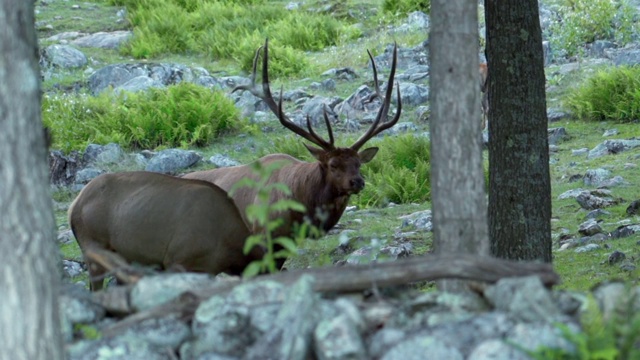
[0,1,64,359]
[486,0,551,261]
[429,0,490,292]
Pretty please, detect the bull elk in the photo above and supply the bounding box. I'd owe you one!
[68,171,263,291]
[184,39,401,268]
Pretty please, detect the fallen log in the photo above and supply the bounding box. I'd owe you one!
[95,254,559,336]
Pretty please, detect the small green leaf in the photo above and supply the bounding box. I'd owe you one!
[275,237,298,253]
[242,261,263,278]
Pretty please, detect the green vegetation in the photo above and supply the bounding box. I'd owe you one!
[526,293,640,359]
[549,0,637,58]
[382,0,430,16]
[104,0,355,77]
[356,133,431,207]
[564,66,640,123]
[43,83,244,151]
[229,160,310,277]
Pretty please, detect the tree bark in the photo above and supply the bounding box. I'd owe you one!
[0,1,64,359]
[429,0,490,292]
[486,0,552,262]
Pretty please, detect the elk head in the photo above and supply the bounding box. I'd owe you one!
[234,39,402,197]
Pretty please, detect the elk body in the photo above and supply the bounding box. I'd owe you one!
[184,40,402,257]
[68,171,262,291]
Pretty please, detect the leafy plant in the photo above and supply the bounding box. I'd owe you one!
[355,133,431,207]
[565,66,640,123]
[525,292,640,359]
[42,83,243,151]
[549,0,638,58]
[230,160,309,277]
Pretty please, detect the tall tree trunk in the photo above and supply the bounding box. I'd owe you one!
[0,1,64,359]
[486,0,551,262]
[430,0,490,292]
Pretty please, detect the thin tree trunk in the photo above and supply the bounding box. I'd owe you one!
[486,0,551,262]
[430,0,490,292]
[0,1,64,359]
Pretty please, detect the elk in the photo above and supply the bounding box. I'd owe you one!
[183,39,401,265]
[479,62,489,130]
[68,171,263,291]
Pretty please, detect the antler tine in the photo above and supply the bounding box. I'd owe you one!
[303,106,335,150]
[237,39,332,150]
[351,42,401,151]
[232,45,263,94]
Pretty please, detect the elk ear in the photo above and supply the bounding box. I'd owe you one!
[304,143,325,160]
[358,147,379,163]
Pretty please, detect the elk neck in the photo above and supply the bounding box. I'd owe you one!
[284,160,351,231]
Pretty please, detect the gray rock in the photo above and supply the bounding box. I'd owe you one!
[576,190,618,210]
[396,82,428,106]
[506,322,578,355]
[41,44,87,69]
[578,218,602,236]
[208,154,240,168]
[614,49,640,66]
[381,333,464,360]
[71,30,133,49]
[547,108,571,122]
[572,148,589,156]
[83,143,124,165]
[583,168,611,187]
[59,283,105,325]
[399,210,433,231]
[468,339,531,360]
[588,139,640,159]
[67,336,173,360]
[145,149,202,174]
[57,229,74,244]
[608,250,626,265]
[245,276,319,360]
[367,328,406,359]
[74,167,104,184]
[575,243,601,253]
[119,315,191,349]
[548,127,568,145]
[315,313,366,360]
[484,276,562,323]
[557,188,585,200]
[131,273,215,311]
[115,75,165,93]
[62,260,84,278]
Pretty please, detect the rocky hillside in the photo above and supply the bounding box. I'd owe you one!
[36,0,640,358]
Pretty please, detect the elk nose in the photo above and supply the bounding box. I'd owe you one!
[351,177,365,191]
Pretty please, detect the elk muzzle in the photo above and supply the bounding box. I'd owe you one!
[349,177,365,193]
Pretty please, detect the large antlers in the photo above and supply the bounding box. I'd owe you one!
[234,39,401,151]
[351,44,402,151]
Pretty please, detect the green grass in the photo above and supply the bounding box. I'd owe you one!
[565,66,640,122]
[43,83,246,151]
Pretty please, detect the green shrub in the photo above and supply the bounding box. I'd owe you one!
[382,0,430,16]
[43,83,243,151]
[549,0,637,58]
[355,134,431,207]
[116,0,348,76]
[565,66,640,122]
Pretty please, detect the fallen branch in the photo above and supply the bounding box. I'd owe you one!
[96,254,559,335]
